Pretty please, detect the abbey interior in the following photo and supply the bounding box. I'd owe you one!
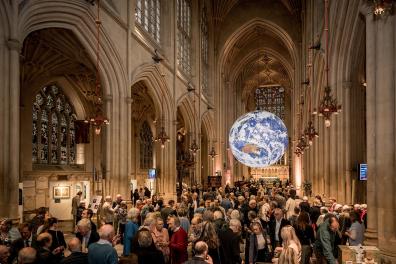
[0,0,396,263]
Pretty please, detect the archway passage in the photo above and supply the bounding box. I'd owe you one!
[19,28,103,220]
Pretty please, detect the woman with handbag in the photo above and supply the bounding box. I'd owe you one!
[248,221,272,264]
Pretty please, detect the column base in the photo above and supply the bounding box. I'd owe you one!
[380,249,396,264]
[364,228,378,246]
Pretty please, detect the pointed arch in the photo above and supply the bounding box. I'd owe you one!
[132,64,174,119]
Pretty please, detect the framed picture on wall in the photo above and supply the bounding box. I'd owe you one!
[53,186,70,199]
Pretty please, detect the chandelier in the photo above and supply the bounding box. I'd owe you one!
[154,126,170,148]
[313,0,341,128]
[304,120,319,145]
[296,135,309,155]
[85,0,109,135]
[189,80,200,156]
[153,52,170,148]
[371,0,395,16]
[208,144,218,160]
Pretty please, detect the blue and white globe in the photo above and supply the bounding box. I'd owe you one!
[229,110,288,168]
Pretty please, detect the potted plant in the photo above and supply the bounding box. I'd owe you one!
[302,180,312,197]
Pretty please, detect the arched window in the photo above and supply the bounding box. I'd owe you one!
[201,5,209,95]
[255,86,285,120]
[177,0,192,75]
[139,121,153,169]
[135,0,161,43]
[32,85,76,165]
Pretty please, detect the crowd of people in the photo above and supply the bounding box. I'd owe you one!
[0,181,367,264]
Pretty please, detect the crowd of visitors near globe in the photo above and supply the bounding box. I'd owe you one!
[0,181,367,264]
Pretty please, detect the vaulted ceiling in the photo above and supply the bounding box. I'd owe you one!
[21,28,97,102]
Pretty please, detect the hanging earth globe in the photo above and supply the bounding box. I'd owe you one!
[229,110,288,168]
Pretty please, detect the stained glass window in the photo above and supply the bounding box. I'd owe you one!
[139,121,153,170]
[177,0,192,75]
[255,86,285,120]
[201,5,209,95]
[135,0,161,43]
[255,86,286,165]
[32,85,77,165]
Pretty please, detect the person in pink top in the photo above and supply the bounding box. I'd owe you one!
[151,217,170,263]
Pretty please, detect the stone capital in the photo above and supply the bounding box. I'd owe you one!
[7,39,21,52]
[125,97,133,104]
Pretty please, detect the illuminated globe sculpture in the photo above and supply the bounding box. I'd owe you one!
[229,110,288,168]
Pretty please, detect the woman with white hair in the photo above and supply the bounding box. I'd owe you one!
[102,196,117,225]
[123,208,139,256]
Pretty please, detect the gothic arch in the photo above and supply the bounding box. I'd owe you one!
[131,64,175,123]
[18,0,128,99]
[218,18,298,71]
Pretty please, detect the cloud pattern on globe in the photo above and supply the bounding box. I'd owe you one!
[229,110,288,168]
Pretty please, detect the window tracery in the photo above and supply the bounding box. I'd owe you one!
[201,5,209,95]
[177,0,192,75]
[135,0,161,43]
[32,85,76,165]
[139,121,153,170]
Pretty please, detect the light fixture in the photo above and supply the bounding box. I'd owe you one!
[153,52,170,148]
[189,79,200,156]
[314,0,341,128]
[85,0,109,135]
[372,0,395,16]
[208,144,218,160]
[304,120,319,145]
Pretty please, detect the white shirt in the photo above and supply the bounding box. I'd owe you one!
[257,234,266,250]
[275,219,281,241]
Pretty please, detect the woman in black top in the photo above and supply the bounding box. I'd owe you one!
[45,218,66,262]
[294,212,315,264]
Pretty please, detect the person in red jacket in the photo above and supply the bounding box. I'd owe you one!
[168,216,188,264]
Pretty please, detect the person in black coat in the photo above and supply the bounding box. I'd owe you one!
[219,219,242,264]
[10,223,38,262]
[75,219,99,250]
[36,232,60,264]
[268,208,290,249]
[133,229,164,264]
[60,238,87,264]
[184,241,211,264]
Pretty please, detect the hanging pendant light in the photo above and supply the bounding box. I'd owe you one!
[304,120,319,145]
[85,0,109,135]
[314,0,341,128]
[208,143,218,160]
[153,52,170,148]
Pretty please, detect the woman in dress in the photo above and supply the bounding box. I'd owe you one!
[247,221,271,264]
[294,212,315,264]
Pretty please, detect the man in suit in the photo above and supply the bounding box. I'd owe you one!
[10,223,38,262]
[269,208,290,249]
[75,219,99,252]
[71,191,82,228]
[60,238,87,264]
[219,218,242,264]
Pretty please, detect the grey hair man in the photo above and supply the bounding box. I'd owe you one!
[17,247,36,264]
[87,225,118,264]
[60,238,87,264]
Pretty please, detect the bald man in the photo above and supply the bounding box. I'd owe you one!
[88,225,118,264]
[18,247,36,264]
[60,238,87,264]
[0,245,10,264]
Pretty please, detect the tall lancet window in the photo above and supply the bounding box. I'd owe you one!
[135,0,161,43]
[255,86,285,120]
[139,121,153,169]
[201,6,209,95]
[177,0,192,75]
[32,85,76,165]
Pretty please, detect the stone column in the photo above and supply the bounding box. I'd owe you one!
[363,7,396,262]
[7,39,20,219]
